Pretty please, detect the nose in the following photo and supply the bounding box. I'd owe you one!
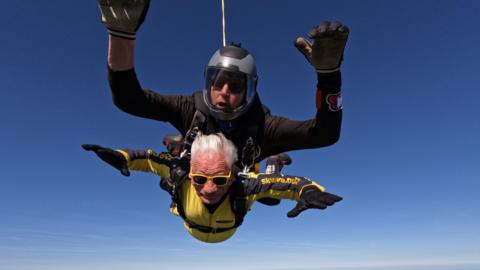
[202,181,218,193]
[219,83,230,95]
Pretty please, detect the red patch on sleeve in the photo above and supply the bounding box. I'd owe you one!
[326,92,343,112]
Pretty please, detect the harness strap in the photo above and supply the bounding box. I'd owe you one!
[169,157,190,213]
[180,110,206,158]
[184,219,239,234]
[229,176,247,227]
[241,136,260,173]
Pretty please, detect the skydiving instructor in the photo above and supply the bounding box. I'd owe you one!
[99,0,349,168]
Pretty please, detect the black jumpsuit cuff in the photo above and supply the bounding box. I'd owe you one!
[316,71,341,94]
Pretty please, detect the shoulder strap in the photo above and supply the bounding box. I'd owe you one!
[240,97,266,171]
[229,175,248,227]
[193,90,210,115]
[180,96,207,158]
[180,111,205,158]
[240,136,260,173]
[169,157,190,220]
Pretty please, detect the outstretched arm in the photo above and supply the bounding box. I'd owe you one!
[116,149,173,177]
[263,22,348,156]
[98,0,149,70]
[97,1,195,134]
[82,144,173,178]
[244,173,342,217]
[298,21,348,142]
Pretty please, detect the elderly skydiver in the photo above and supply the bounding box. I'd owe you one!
[83,133,342,243]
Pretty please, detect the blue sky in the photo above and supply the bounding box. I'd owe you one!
[1,1,479,269]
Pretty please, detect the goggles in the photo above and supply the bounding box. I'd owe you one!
[206,69,247,94]
[189,170,232,186]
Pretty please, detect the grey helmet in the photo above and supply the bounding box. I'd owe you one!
[203,44,258,121]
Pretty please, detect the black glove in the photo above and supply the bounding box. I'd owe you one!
[295,21,349,73]
[163,134,184,157]
[265,153,292,174]
[287,186,342,218]
[82,144,130,176]
[98,0,150,40]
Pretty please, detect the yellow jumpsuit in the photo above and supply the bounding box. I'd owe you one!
[117,149,327,243]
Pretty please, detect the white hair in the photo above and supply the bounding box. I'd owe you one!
[191,132,238,168]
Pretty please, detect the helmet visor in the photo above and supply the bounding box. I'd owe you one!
[206,68,247,94]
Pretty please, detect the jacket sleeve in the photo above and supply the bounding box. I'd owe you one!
[243,173,326,204]
[116,149,173,178]
[108,67,196,135]
[263,72,342,155]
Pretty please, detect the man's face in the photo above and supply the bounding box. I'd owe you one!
[190,151,233,204]
[209,70,246,110]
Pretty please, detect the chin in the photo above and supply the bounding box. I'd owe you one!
[200,196,221,205]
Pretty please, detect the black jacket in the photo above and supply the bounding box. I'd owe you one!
[108,68,342,161]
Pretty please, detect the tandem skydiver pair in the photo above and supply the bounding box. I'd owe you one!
[84,0,349,243]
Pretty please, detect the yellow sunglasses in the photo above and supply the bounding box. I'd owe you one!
[189,170,232,186]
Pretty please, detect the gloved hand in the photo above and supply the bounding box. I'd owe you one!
[82,144,130,176]
[265,153,292,174]
[97,0,150,40]
[163,134,184,157]
[295,21,349,73]
[287,186,342,217]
